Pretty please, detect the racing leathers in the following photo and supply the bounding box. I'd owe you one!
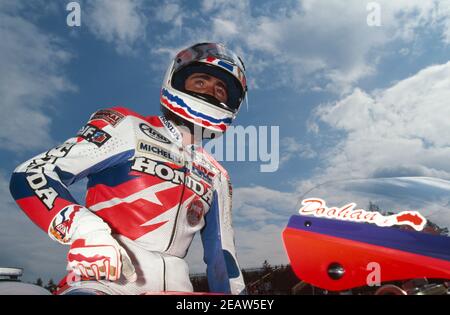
[9,107,245,295]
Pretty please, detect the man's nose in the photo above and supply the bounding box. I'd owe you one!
[204,82,218,98]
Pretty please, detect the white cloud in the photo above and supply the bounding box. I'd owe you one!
[233,186,298,216]
[308,61,450,189]
[154,2,183,28]
[84,0,148,55]
[231,186,297,266]
[0,7,74,153]
[281,137,317,165]
[212,18,239,39]
[235,223,289,268]
[185,185,299,272]
[154,0,450,93]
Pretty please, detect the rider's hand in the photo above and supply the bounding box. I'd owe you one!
[67,231,137,282]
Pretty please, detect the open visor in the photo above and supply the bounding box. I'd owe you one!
[171,43,247,113]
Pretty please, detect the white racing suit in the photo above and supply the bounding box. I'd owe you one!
[9,107,245,295]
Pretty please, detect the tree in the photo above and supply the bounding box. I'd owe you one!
[262,260,273,274]
[35,278,43,287]
[45,279,57,293]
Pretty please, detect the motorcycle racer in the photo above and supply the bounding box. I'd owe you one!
[9,43,248,295]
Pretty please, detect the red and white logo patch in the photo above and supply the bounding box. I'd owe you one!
[186,199,204,227]
[49,205,82,243]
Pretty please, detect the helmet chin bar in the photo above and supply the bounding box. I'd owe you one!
[160,106,223,141]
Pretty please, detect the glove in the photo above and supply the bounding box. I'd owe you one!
[67,230,137,282]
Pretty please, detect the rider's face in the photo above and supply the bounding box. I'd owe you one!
[184,73,228,104]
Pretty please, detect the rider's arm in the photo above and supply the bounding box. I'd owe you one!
[201,173,246,295]
[9,107,134,244]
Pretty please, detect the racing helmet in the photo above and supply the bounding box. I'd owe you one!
[160,42,247,133]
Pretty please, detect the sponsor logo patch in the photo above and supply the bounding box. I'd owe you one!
[90,109,124,127]
[137,140,182,165]
[77,124,111,147]
[186,199,204,227]
[131,157,213,205]
[25,142,75,210]
[191,162,216,184]
[26,173,59,210]
[49,205,82,243]
[139,123,171,144]
[159,116,182,145]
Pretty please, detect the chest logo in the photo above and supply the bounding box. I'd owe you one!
[77,124,111,147]
[137,140,182,165]
[131,157,213,205]
[139,123,171,144]
[90,109,124,127]
[186,199,204,227]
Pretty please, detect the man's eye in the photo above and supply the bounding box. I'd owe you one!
[195,80,205,87]
[216,87,226,96]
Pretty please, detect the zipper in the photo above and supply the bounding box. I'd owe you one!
[161,118,196,253]
[161,255,166,291]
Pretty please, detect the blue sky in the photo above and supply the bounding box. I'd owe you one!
[1,0,450,283]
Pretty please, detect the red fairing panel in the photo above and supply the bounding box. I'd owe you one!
[283,227,450,291]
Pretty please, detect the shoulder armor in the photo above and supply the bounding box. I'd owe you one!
[88,106,148,127]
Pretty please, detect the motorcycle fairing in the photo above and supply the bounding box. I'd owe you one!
[283,215,450,291]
